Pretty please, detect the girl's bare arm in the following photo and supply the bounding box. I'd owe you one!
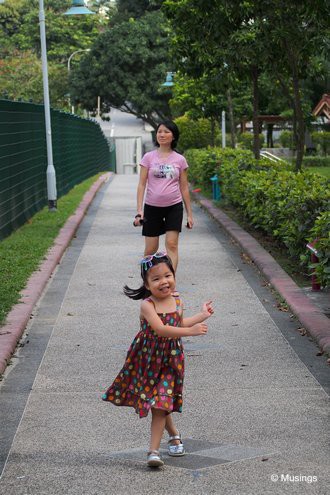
[182,301,214,327]
[141,300,207,338]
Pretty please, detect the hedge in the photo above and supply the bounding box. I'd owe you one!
[279,130,294,149]
[174,115,221,152]
[302,156,330,167]
[237,132,265,150]
[185,147,330,287]
[311,131,330,156]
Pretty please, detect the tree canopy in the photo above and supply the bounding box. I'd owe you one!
[71,10,172,127]
[0,0,107,108]
[163,0,330,168]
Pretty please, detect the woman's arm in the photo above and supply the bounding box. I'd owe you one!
[179,169,194,228]
[141,300,208,338]
[134,166,148,225]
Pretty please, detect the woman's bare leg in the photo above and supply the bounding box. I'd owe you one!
[165,231,179,272]
[144,236,159,256]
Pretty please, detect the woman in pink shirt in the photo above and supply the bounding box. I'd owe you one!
[134,121,194,271]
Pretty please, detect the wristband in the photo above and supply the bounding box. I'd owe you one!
[135,214,142,218]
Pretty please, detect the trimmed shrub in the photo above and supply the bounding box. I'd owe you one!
[301,211,330,288]
[311,131,330,156]
[174,115,220,152]
[185,147,330,284]
[302,156,330,167]
[237,132,264,150]
[279,130,294,149]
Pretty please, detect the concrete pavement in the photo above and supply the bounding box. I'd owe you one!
[0,175,329,494]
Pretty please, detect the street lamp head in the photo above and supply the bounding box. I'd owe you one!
[162,72,175,88]
[64,0,95,15]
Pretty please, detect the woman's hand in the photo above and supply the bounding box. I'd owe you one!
[202,300,214,319]
[133,213,143,227]
[186,216,194,229]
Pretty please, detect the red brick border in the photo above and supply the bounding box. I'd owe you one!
[198,197,330,355]
[0,173,112,375]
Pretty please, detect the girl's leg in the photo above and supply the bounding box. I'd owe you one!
[144,236,159,256]
[149,408,167,452]
[165,231,179,272]
[165,414,180,445]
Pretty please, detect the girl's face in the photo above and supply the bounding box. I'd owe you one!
[145,262,175,298]
[156,125,174,147]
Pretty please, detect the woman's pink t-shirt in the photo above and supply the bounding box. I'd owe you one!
[140,149,188,207]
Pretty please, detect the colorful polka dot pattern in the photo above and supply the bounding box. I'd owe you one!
[102,298,184,418]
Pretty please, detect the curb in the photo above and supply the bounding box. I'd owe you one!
[196,196,330,355]
[0,172,112,376]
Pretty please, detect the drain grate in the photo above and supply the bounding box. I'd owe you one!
[107,438,276,471]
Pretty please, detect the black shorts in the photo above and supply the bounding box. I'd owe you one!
[142,202,183,237]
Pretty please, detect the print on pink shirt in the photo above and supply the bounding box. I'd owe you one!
[153,164,177,180]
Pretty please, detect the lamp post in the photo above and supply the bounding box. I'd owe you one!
[67,49,91,114]
[64,0,95,15]
[40,0,94,210]
[162,71,175,88]
[222,110,226,148]
[0,0,95,210]
[38,0,57,210]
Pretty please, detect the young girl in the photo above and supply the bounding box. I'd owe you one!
[102,252,214,468]
[133,121,194,272]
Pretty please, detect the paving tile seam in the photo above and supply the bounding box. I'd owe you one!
[0,173,113,376]
[106,452,277,471]
[196,196,330,355]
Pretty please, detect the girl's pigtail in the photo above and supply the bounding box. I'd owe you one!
[123,284,150,300]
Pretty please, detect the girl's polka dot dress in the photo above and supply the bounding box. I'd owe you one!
[102,297,184,418]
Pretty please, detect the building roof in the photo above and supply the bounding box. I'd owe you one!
[312,94,330,119]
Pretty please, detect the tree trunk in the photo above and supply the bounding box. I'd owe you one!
[227,88,236,148]
[210,117,215,147]
[291,71,305,171]
[251,65,260,159]
[266,124,274,148]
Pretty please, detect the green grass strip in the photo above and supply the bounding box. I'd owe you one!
[306,166,330,179]
[0,173,105,325]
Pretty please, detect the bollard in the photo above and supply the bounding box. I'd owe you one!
[210,174,221,201]
[306,240,321,291]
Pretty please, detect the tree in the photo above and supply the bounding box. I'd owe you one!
[169,70,251,148]
[71,11,172,127]
[163,0,267,158]
[164,0,329,169]
[259,1,329,170]
[112,0,165,23]
[0,0,103,109]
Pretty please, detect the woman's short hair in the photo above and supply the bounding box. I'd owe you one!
[155,120,180,149]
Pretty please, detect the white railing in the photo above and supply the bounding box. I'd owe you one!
[260,150,286,163]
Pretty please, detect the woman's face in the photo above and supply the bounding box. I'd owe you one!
[156,125,173,147]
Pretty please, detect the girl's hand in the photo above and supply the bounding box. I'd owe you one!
[186,216,194,229]
[191,322,208,336]
[202,301,214,319]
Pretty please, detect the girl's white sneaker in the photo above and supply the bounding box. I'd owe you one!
[168,433,185,456]
[147,450,164,467]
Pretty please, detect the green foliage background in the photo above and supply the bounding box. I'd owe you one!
[185,147,330,286]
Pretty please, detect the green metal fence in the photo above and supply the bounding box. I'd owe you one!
[0,99,113,240]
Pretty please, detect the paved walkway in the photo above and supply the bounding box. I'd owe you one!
[0,175,329,495]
